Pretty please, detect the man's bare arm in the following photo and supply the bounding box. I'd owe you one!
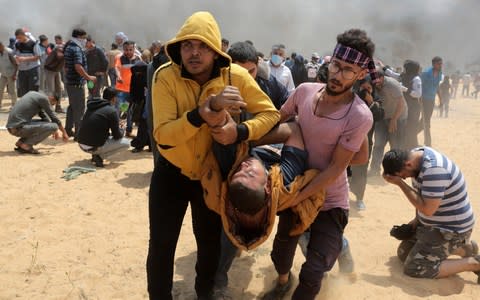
[349,136,369,165]
[250,122,295,147]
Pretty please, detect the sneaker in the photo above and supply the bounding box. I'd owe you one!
[338,239,354,273]
[261,272,294,300]
[92,154,104,167]
[212,286,232,300]
[356,200,366,210]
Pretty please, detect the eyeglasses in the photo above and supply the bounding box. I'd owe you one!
[328,61,358,80]
[180,41,212,55]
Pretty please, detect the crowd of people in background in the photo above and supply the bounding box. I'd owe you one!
[1,13,480,300]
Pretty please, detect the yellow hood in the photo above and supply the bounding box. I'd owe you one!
[165,11,231,69]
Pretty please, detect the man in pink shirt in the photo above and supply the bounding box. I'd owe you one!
[262,29,375,300]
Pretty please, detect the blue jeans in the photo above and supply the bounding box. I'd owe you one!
[370,118,406,172]
[116,91,133,133]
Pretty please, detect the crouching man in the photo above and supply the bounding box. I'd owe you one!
[382,147,480,282]
[7,91,68,154]
[77,87,130,167]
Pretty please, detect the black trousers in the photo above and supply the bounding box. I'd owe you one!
[131,118,150,150]
[422,99,435,146]
[147,157,221,300]
[271,208,348,300]
[404,97,422,150]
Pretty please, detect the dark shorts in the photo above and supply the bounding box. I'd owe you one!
[404,226,472,278]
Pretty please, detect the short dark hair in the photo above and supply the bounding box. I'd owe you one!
[228,181,267,215]
[432,56,442,64]
[228,42,258,64]
[123,40,135,47]
[317,62,329,83]
[72,28,87,38]
[86,35,93,42]
[54,34,62,40]
[38,34,48,43]
[382,149,410,175]
[336,28,375,58]
[245,40,253,46]
[14,28,25,37]
[221,38,229,45]
[111,43,118,50]
[103,87,118,101]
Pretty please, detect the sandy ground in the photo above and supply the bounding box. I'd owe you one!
[0,93,479,300]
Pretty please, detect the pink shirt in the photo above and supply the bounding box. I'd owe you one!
[281,83,373,210]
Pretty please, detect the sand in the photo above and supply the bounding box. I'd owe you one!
[0,93,479,300]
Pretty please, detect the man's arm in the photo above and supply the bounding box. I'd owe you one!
[8,52,18,79]
[349,136,369,165]
[99,48,109,72]
[250,121,300,147]
[152,70,225,148]
[110,110,124,140]
[290,143,356,206]
[285,70,295,92]
[210,68,280,145]
[40,98,69,141]
[72,46,95,82]
[383,174,442,216]
[75,64,96,82]
[389,95,405,133]
[115,55,123,83]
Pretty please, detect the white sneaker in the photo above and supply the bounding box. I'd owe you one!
[356,200,366,210]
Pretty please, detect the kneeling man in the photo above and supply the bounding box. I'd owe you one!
[383,147,479,281]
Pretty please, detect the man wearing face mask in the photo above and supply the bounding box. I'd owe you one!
[268,44,295,92]
[63,28,96,140]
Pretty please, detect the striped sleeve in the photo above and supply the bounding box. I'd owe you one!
[421,167,451,199]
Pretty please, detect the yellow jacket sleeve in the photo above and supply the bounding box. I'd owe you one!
[152,67,202,148]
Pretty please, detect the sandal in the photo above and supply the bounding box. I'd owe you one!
[14,146,40,155]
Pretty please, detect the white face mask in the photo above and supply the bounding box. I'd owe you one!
[73,37,87,49]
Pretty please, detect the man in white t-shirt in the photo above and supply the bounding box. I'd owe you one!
[268,44,295,92]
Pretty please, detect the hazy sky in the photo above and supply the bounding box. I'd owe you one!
[3,0,479,72]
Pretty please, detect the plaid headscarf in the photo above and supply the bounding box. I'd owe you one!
[333,43,380,83]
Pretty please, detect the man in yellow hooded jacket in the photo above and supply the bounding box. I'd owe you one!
[147,11,280,300]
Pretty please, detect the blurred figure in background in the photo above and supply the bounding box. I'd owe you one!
[0,41,18,108]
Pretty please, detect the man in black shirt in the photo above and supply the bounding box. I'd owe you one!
[77,87,129,167]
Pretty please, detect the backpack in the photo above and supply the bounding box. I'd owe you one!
[44,45,64,72]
